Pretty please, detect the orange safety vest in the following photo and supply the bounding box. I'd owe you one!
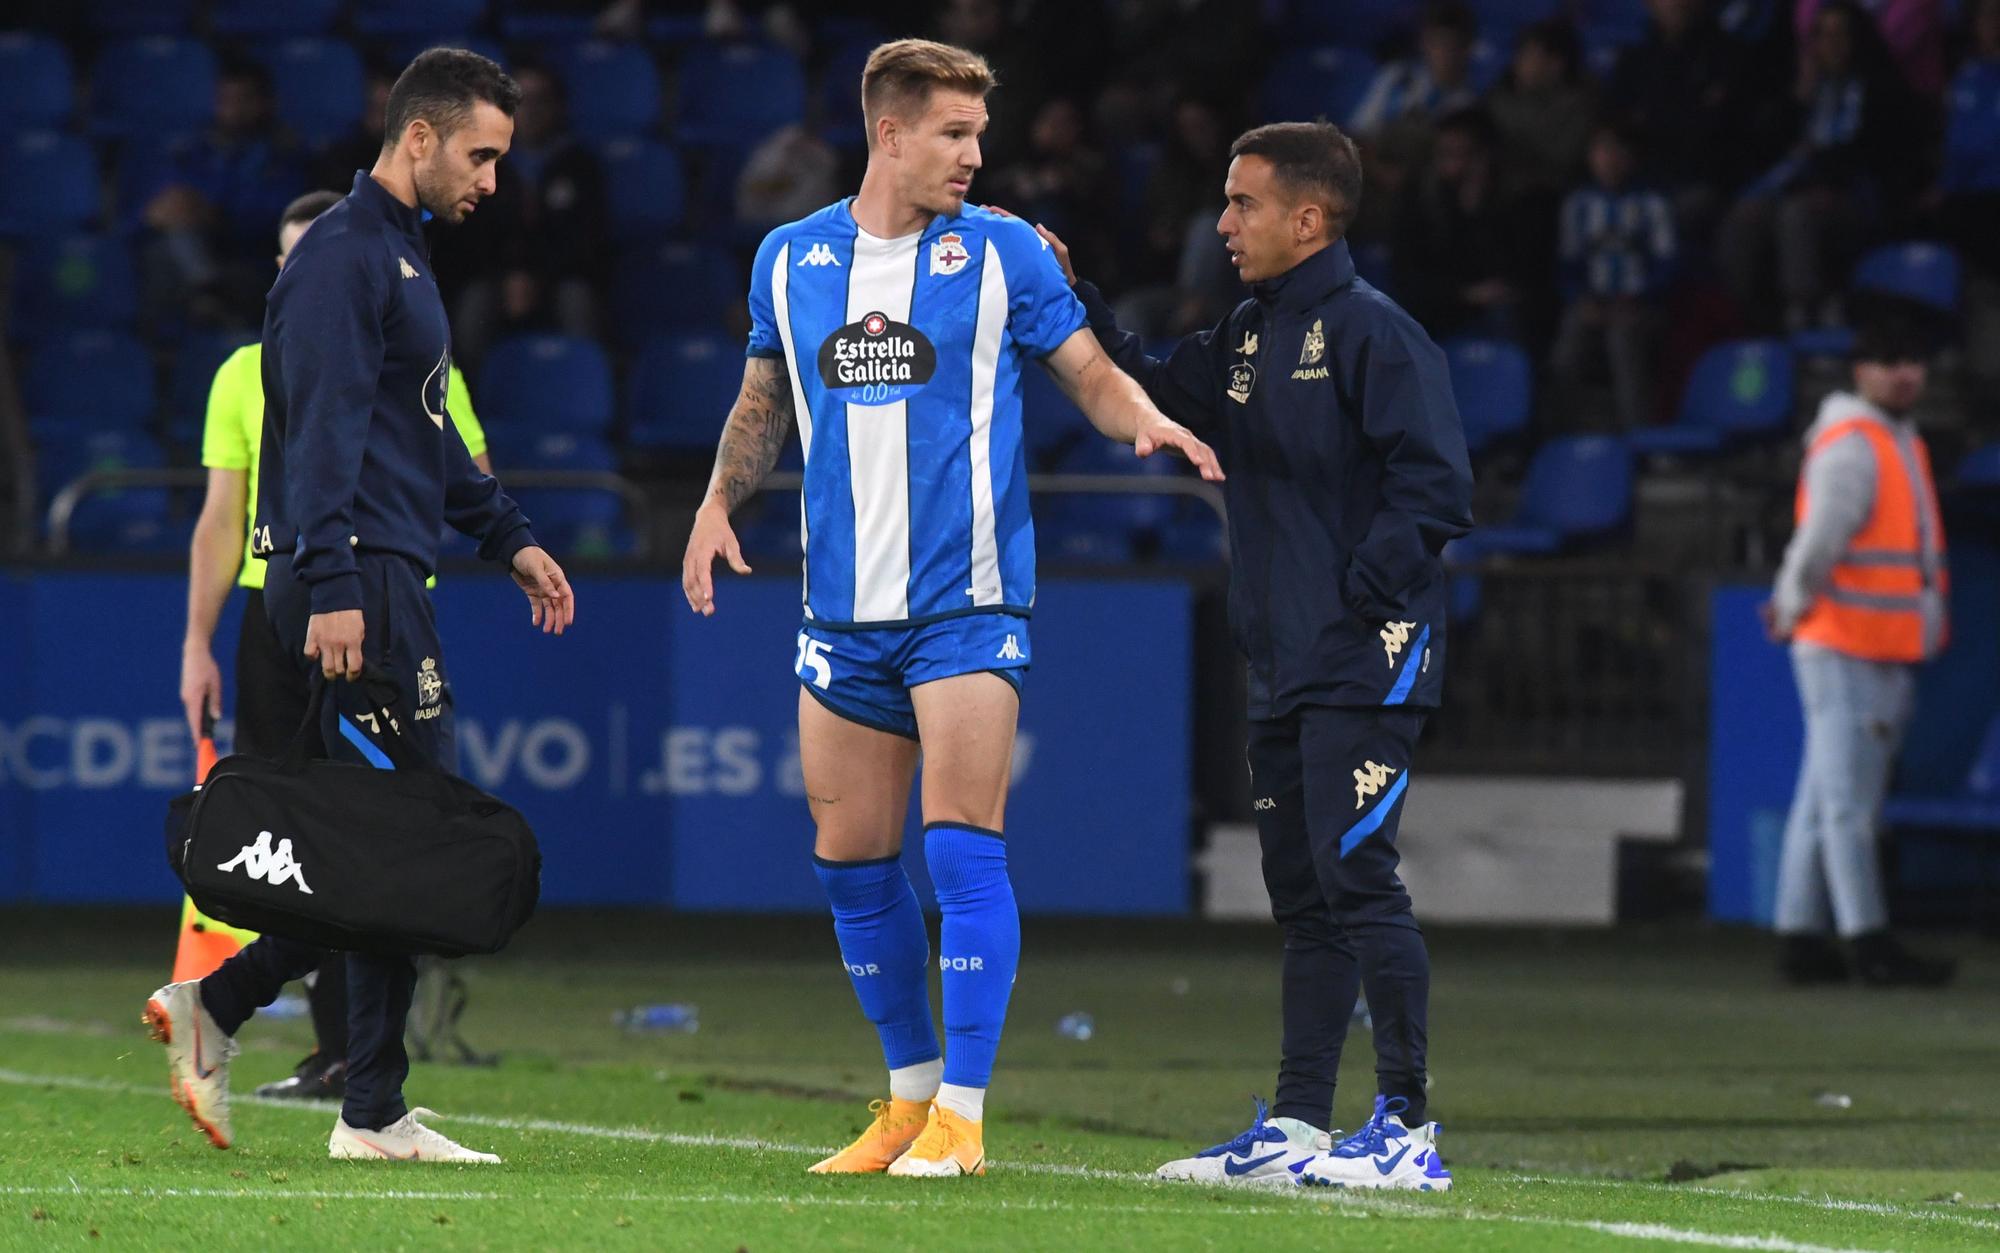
[1793,413,1948,663]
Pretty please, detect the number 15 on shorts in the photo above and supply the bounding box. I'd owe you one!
[795,633,833,689]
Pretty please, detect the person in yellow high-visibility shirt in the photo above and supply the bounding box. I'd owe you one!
[176,189,493,1103]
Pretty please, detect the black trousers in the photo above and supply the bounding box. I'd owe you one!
[201,552,456,1130]
[1250,704,1430,1129]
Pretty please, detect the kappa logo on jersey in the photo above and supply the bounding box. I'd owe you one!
[218,830,314,894]
[817,311,939,405]
[930,232,971,276]
[996,634,1024,661]
[796,242,842,268]
[1227,361,1257,405]
[1237,332,1259,357]
[399,257,419,279]
[1353,761,1399,810]
[1380,620,1417,668]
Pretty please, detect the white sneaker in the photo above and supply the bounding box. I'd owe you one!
[143,980,238,1149]
[1295,1096,1452,1192]
[329,1108,502,1163]
[1155,1098,1333,1185]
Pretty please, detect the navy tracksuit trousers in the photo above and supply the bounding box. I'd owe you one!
[200,551,454,1131]
[1250,705,1431,1130]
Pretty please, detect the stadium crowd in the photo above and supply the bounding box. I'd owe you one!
[3,0,1998,562]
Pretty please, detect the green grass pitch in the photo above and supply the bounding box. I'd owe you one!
[1,910,1995,1251]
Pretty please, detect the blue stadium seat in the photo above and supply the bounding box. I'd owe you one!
[819,34,879,144]
[1477,0,1565,46]
[1630,339,1795,457]
[1956,442,2000,488]
[507,433,636,558]
[600,139,686,245]
[1443,337,1531,457]
[87,0,194,36]
[10,234,138,342]
[261,38,365,147]
[558,42,661,139]
[379,35,509,74]
[1852,241,1961,313]
[478,334,615,435]
[92,38,216,140]
[1279,0,1411,51]
[210,0,338,36]
[675,41,806,147]
[0,34,74,130]
[1883,714,2000,830]
[498,10,599,43]
[353,0,488,37]
[34,428,173,552]
[1260,46,1378,129]
[0,132,100,238]
[625,333,744,451]
[1020,362,1089,467]
[1054,436,1179,532]
[606,242,738,345]
[164,330,259,447]
[1466,435,1634,556]
[25,331,157,431]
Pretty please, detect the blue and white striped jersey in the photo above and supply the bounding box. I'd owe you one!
[746,199,1086,629]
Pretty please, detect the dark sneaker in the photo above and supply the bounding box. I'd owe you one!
[1853,932,1956,988]
[1779,934,1851,985]
[255,1053,347,1101]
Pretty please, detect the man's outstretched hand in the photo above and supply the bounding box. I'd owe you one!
[511,546,576,634]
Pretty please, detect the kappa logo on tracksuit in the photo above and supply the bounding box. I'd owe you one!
[1353,762,1399,810]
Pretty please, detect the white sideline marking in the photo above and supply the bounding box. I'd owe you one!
[1507,1175,2000,1234]
[0,1067,1963,1250]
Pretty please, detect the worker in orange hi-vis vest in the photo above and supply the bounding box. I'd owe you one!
[1761,302,1957,989]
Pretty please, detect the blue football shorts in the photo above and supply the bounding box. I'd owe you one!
[795,614,1031,739]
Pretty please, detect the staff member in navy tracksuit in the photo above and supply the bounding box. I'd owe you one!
[1036,121,1473,1191]
[144,49,576,1165]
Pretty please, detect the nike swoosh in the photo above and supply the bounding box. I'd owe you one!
[1225,1151,1288,1177]
[352,1134,418,1160]
[1375,1145,1412,1175]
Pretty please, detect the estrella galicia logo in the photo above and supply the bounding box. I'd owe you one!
[817,311,937,406]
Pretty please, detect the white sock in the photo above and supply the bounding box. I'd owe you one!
[935,1082,984,1122]
[889,1059,943,1103]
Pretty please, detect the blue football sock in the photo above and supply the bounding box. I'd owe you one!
[812,854,941,1071]
[924,823,1020,1091]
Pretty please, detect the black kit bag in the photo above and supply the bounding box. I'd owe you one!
[164,667,540,957]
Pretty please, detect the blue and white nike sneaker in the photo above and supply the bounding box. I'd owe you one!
[1294,1096,1452,1191]
[1155,1097,1333,1185]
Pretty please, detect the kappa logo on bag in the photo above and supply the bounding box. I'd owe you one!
[217,830,314,895]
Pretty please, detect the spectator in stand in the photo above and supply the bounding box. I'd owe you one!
[312,67,394,191]
[1350,1,1483,144]
[737,123,842,229]
[1390,107,1536,341]
[1606,0,1753,227]
[1927,0,2000,278]
[135,58,306,329]
[986,98,1113,277]
[1797,0,1947,97]
[1138,95,1231,288]
[1488,19,1598,203]
[1551,122,1679,430]
[1718,0,1925,331]
[434,62,606,372]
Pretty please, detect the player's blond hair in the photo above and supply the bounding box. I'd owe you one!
[860,39,996,147]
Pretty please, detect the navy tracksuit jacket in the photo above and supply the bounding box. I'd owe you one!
[1080,239,1473,717]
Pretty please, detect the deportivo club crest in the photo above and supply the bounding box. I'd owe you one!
[417,657,442,706]
[1301,319,1325,366]
[929,232,970,276]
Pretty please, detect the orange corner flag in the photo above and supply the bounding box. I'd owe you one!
[171,723,257,982]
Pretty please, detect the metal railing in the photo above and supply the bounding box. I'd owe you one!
[1424,560,1711,776]
[45,468,657,559]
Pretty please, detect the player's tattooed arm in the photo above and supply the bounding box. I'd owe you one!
[703,356,796,514]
